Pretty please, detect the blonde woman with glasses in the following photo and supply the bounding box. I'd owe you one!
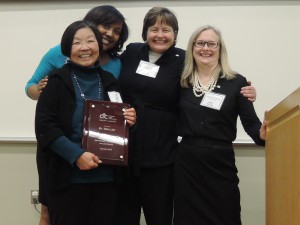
[173,25,266,225]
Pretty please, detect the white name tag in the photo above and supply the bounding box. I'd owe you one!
[200,92,225,110]
[108,91,123,103]
[136,60,160,78]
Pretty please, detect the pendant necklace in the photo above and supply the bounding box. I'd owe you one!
[73,73,102,100]
[193,72,217,97]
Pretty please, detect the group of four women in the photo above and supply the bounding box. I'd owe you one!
[26,5,266,225]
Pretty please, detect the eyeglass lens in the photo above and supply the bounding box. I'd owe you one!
[195,41,218,48]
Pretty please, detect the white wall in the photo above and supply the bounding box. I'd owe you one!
[1,1,299,224]
[0,142,40,225]
[0,0,300,141]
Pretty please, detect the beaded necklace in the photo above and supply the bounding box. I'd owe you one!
[73,73,102,100]
[193,72,218,97]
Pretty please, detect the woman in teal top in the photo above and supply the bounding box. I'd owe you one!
[25,44,122,97]
[25,5,128,100]
[25,5,129,225]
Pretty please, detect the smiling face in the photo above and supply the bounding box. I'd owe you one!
[97,22,122,51]
[146,21,175,54]
[70,27,100,67]
[193,29,220,68]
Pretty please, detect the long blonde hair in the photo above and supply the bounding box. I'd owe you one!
[181,25,236,88]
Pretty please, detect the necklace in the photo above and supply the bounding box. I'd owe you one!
[73,73,102,100]
[193,72,218,97]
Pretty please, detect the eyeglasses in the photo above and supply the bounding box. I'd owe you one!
[194,41,219,49]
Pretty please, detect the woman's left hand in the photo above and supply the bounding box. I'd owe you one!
[241,80,256,102]
[124,107,136,127]
[260,111,268,140]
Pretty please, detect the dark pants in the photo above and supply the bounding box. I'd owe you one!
[36,148,48,205]
[114,165,174,225]
[47,182,119,225]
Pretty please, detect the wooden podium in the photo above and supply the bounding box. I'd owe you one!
[266,87,300,225]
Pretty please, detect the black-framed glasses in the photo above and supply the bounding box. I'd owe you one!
[194,41,219,49]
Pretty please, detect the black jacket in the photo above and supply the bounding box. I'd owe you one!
[35,63,120,191]
[119,43,185,175]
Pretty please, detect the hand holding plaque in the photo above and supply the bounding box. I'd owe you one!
[82,100,130,166]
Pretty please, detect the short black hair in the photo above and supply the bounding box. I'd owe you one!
[84,5,129,57]
[61,20,103,62]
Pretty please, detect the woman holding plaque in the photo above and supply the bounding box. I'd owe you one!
[25,5,129,225]
[35,20,136,225]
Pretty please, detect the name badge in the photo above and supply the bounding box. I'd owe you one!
[108,91,123,103]
[200,92,226,110]
[136,60,160,78]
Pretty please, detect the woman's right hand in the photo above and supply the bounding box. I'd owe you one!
[28,76,48,100]
[37,76,48,95]
[76,152,102,170]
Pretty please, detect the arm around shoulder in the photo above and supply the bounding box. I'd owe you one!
[25,44,65,100]
[27,85,40,100]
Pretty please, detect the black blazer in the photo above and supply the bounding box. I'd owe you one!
[119,43,185,175]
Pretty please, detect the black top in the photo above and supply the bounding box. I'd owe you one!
[119,43,185,175]
[177,74,265,146]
